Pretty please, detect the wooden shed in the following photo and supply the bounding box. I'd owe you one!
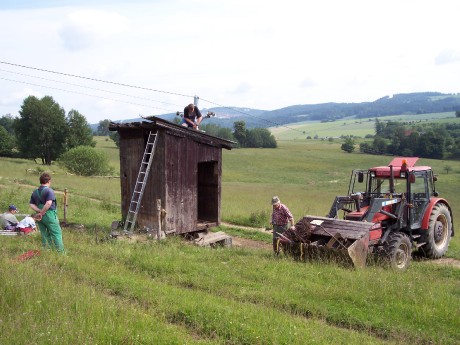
[109,116,235,235]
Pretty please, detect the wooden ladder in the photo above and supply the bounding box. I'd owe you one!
[123,131,158,234]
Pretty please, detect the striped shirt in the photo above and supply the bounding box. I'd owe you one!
[271,203,293,226]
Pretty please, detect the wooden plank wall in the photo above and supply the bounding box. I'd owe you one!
[119,128,144,221]
[118,127,223,234]
[164,133,222,234]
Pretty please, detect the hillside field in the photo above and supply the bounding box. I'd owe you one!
[0,130,459,344]
[269,111,458,140]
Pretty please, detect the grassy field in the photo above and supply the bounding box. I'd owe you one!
[270,111,458,140]
[0,129,459,344]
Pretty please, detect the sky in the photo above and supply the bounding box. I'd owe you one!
[0,0,459,124]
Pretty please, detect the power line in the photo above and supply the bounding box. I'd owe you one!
[0,68,182,109]
[0,60,305,132]
[0,60,193,99]
[200,97,305,133]
[0,77,174,113]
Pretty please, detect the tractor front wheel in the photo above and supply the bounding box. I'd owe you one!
[421,203,452,258]
[385,232,412,271]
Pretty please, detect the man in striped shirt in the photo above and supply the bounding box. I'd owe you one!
[270,196,295,253]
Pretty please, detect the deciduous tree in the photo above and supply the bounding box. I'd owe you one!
[341,137,355,153]
[96,119,111,136]
[66,109,95,149]
[14,96,68,165]
[0,126,15,157]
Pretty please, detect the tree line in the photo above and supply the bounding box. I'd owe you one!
[0,95,112,175]
[171,117,277,148]
[342,114,460,160]
[0,95,278,174]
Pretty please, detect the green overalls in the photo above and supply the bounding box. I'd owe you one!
[35,187,65,253]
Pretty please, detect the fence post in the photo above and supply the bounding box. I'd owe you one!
[63,189,68,224]
[156,199,161,240]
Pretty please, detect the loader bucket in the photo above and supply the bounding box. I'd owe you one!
[280,216,373,268]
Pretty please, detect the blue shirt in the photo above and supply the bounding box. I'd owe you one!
[30,186,57,210]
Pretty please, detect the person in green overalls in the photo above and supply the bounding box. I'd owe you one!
[29,172,65,253]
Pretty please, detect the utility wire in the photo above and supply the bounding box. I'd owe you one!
[0,61,193,99]
[0,60,305,132]
[0,68,182,109]
[200,97,305,133]
[0,77,174,113]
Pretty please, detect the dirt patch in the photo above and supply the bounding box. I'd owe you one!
[232,237,271,250]
[426,258,460,269]
[220,222,268,233]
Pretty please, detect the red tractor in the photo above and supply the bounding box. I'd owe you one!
[281,157,454,270]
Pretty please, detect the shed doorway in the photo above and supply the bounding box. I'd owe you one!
[197,161,218,223]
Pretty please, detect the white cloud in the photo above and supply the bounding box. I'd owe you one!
[435,49,460,65]
[0,0,459,123]
[59,10,129,50]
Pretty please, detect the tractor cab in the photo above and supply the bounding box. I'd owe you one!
[328,157,436,231]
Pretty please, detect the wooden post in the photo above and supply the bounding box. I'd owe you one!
[156,199,161,241]
[63,189,68,224]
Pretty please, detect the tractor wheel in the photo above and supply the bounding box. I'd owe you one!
[421,203,452,259]
[385,232,412,271]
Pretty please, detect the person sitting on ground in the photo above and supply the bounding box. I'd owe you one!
[181,103,203,130]
[1,205,19,231]
[16,214,37,234]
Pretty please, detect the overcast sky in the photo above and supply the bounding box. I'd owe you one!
[1,0,459,124]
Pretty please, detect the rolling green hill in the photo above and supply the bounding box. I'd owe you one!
[270,111,459,140]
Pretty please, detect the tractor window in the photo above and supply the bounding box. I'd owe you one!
[369,178,402,195]
[411,173,428,199]
[410,172,429,229]
[369,178,385,195]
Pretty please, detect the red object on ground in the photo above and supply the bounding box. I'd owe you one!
[18,227,34,234]
[16,249,41,262]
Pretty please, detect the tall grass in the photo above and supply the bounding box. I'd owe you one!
[1,231,458,344]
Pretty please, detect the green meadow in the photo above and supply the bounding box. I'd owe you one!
[270,111,458,140]
[1,117,459,344]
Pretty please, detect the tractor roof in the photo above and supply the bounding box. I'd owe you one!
[369,157,432,176]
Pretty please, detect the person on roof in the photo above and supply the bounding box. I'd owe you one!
[181,103,203,130]
[1,205,19,230]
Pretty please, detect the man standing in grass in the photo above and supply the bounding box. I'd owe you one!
[29,172,65,253]
[270,196,295,254]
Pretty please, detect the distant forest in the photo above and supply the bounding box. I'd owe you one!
[159,92,460,129]
[340,116,460,160]
[258,92,460,127]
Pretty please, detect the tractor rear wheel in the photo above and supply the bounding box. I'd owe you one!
[421,203,452,258]
[385,232,412,271]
